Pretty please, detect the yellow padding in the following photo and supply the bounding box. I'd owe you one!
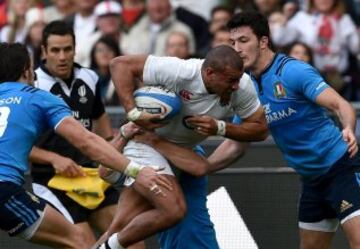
[48,167,111,210]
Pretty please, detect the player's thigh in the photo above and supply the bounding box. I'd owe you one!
[342,215,360,248]
[107,186,153,234]
[299,228,334,249]
[133,174,186,218]
[73,222,97,245]
[89,204,117,233]
[32,204,89,249]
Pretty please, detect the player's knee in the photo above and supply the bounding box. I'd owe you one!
[68,227,90,248]
[164,199,187,225]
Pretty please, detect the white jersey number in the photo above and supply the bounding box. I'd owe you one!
[0,106,10,137]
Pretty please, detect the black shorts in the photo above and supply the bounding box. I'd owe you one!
[0,182,46,237]
[32,183,119,223]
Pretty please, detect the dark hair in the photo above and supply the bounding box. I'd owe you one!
[210,5,233,18]
[285,41,314,65]
[227,11,273,49]
[42,20,75,48]
[202,45,243,72]
[0,43,31,83]
[90,35,121,70]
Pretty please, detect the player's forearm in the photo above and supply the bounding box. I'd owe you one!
[208,140,248,173]
[147,137,209,177]
[336,100,356,131]
[224,121,268,142]
[29,146,61,165]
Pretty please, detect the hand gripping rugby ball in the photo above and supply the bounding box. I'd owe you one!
[134,86,182,120]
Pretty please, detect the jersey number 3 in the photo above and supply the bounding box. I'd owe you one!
[0,107,10,137]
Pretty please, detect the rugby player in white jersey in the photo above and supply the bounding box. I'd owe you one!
[96,45,268,249]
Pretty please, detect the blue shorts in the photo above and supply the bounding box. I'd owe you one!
[299,152,360,225]
[158,173,219,249]
[0,181,46,237]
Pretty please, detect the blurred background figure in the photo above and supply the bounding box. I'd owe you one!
[90,35,121,106]
[285,41,314,65]
[211,26,231,48]
[24,7,48,69]
[209,5,233,35]
[0,0,7,29]
[270,0,360,97]
[0,0,32,43]
[121,0,145,32]
[44,0,75,23]
[165,31,191,59]
[64,0,98,62]
[254,0,283,17]
[121,0,195,56]
[75,0,122,67]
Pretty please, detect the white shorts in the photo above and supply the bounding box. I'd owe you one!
[123,140,174,186]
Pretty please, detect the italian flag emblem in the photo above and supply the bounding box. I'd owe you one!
[274,82,286,98]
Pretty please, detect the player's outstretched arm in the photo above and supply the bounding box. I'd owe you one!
[133,130,210,177]
[208,140,249,173]
[55,117,173,190]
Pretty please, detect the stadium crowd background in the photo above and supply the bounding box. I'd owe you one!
[0,0,359,106]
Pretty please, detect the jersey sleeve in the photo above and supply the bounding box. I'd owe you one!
[29,90,72,130]
[143,55,200,89]
[232,74,261,119]
[283,61,329,101]
[91,81,106,120]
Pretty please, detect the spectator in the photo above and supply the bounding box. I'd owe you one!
[286,41,314,65]
[0,0,32,43]
[254,0,283,17]
[209,6,233,35]
[64,0,98,63]
[211,26,232,48]
[271,0,360,94]
[121,0,195,56]
[44,0,76,23]
[75,0,122,67]
[165,31,191,59]
[121,0,146,32]
[24,7,47,69]
[90,35,121,105]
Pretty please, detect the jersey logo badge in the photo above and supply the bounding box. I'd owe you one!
[78,85,88,104]
[273,82,286,98]
[179,89,193,101]
[340,200,353,213]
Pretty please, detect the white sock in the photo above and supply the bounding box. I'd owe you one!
[99,233,124,249]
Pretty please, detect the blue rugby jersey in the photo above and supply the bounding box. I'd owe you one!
[250,54,347,177]
[0,82,71,185]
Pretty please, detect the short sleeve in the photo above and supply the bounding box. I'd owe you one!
[29,90,72,130]
[143,55,201,89]
[91,81,106,120]
[283,61,329,101]
[232,73,261,118]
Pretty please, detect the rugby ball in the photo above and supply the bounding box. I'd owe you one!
[134,86,182,120]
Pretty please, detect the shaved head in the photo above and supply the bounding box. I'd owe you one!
[202,45,243,72]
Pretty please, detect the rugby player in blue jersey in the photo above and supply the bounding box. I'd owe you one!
[209,11,360,249]
[0,43,171,249]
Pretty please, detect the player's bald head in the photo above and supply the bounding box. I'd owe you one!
[202,45,243,72]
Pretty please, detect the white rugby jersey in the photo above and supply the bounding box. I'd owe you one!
[143,55,260,147]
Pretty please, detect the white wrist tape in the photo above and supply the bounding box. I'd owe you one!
[127,107,142,122]
[216,120,226,136]
[124,160,145,178]
[119,125,129,140]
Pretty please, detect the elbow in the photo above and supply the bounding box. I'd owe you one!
[255,125,269,141]
[192,161,210,177]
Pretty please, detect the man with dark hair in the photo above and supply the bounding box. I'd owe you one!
[209,10,360,248]
[96,45,268,249]
[0,42,170,249]
[29,20,117,248]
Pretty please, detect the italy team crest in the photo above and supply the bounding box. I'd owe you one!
[273,82,286,98]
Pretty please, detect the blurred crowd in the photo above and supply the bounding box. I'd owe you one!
[0,0,359,103]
